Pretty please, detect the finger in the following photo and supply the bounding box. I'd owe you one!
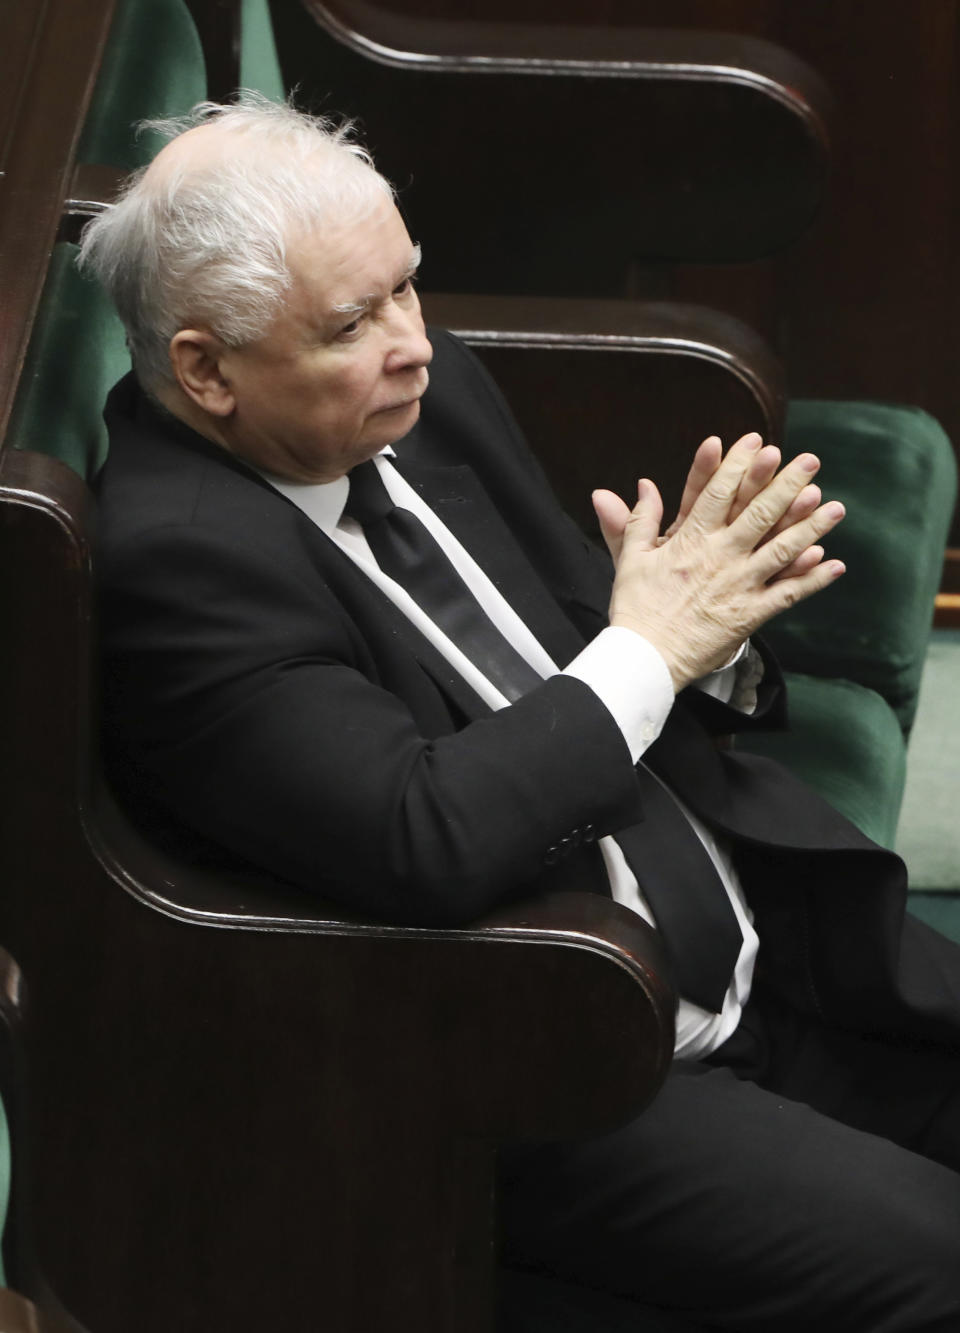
[592,488,632,562]
[685,432,765,532]
[729,445,781,523]
[752,500,845,582]
[761,484,822,544]
[767,544,824,584]
[728,453,822,547]
[665,436,722,536]
[624,478,665,552]
[758,557,846,620]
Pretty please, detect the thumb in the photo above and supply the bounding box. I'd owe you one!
[592,488,632,562]
[593,480,663,564]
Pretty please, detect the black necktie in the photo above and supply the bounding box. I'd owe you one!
[615,767,742,1013]
[349,458,741,1011]
[345,460,544,701]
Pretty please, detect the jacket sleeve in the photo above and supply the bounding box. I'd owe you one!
[100,517,643,926]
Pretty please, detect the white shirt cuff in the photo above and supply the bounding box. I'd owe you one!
[694,640,763,714]
[562,626,675,763]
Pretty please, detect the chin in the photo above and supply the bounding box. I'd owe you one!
[375,399,422,440]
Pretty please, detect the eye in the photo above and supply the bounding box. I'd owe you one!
[335,315,364,341]
[393,275,416,298]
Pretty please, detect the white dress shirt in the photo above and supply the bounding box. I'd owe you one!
[257,451,759,1059]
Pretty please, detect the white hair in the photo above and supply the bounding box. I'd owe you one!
[78,92,394,392]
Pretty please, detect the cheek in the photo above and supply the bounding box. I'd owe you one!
[324,365,384,418]
[282,355,384,434]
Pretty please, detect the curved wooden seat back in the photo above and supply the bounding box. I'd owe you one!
[424,293,785,532]
[269,0,832,297]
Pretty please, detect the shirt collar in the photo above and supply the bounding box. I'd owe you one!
[252,446,395,535]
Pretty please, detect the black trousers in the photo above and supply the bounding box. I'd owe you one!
[499,983,960,1331]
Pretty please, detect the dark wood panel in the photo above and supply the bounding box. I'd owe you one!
[371,0,775,23]
[0,0,117,446]
[272,0,831,294]
[423,291,785,533]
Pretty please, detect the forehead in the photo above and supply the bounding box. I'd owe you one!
[286,199,414,308]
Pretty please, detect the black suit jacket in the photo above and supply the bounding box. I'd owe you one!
[97,329,960,1046]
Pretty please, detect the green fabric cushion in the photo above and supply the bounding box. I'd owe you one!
[77,0,207,170]
[7,245,130,479]
[894,629,960,890]
[738,672,906,849]
[9,0,209,478]
[242,0,286,101]
[764,400,956,735]
[907,892,960,944]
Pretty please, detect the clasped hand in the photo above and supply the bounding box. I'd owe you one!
[592,433,846,693]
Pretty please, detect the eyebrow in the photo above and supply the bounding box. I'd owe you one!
[331,243,423,319]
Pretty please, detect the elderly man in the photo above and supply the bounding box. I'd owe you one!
[81,95,960,1331]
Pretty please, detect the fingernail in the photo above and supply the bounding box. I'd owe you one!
[827,502,845,519]
[743,434,763,452]
[801,454,820,473]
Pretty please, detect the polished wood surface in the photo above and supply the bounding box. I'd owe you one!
[0,0,117,445]
[271,0,831,296]
[424,292,785,530]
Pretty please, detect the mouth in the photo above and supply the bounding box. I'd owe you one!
[388,369,430,413]
[383,399,421,413]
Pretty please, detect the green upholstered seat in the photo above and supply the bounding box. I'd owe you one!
[7,245,129,478]
[9,0,208,475]
[242,0,286,101]
[767,400,957,736]
[77,0,207,170]
[738,672,907,850]
[908,893,960,945]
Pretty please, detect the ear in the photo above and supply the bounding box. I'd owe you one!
[169,330,236,417]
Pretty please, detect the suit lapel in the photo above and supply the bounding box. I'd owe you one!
[391,455,587,668]
[281,501,498,725]
[120,380,582,719]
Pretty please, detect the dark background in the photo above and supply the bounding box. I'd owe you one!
[349,0,960,556]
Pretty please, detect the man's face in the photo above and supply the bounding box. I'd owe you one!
[213,197,433,482]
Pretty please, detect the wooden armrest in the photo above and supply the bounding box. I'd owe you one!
[422,292,784,426]
[88,779,675,1135]
[306,0,828,114]
[423,292,786,529]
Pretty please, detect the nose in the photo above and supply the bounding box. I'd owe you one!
[383,296,433,375]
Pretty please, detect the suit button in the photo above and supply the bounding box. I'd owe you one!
[544,844,561,866]
[582,823,596,843]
